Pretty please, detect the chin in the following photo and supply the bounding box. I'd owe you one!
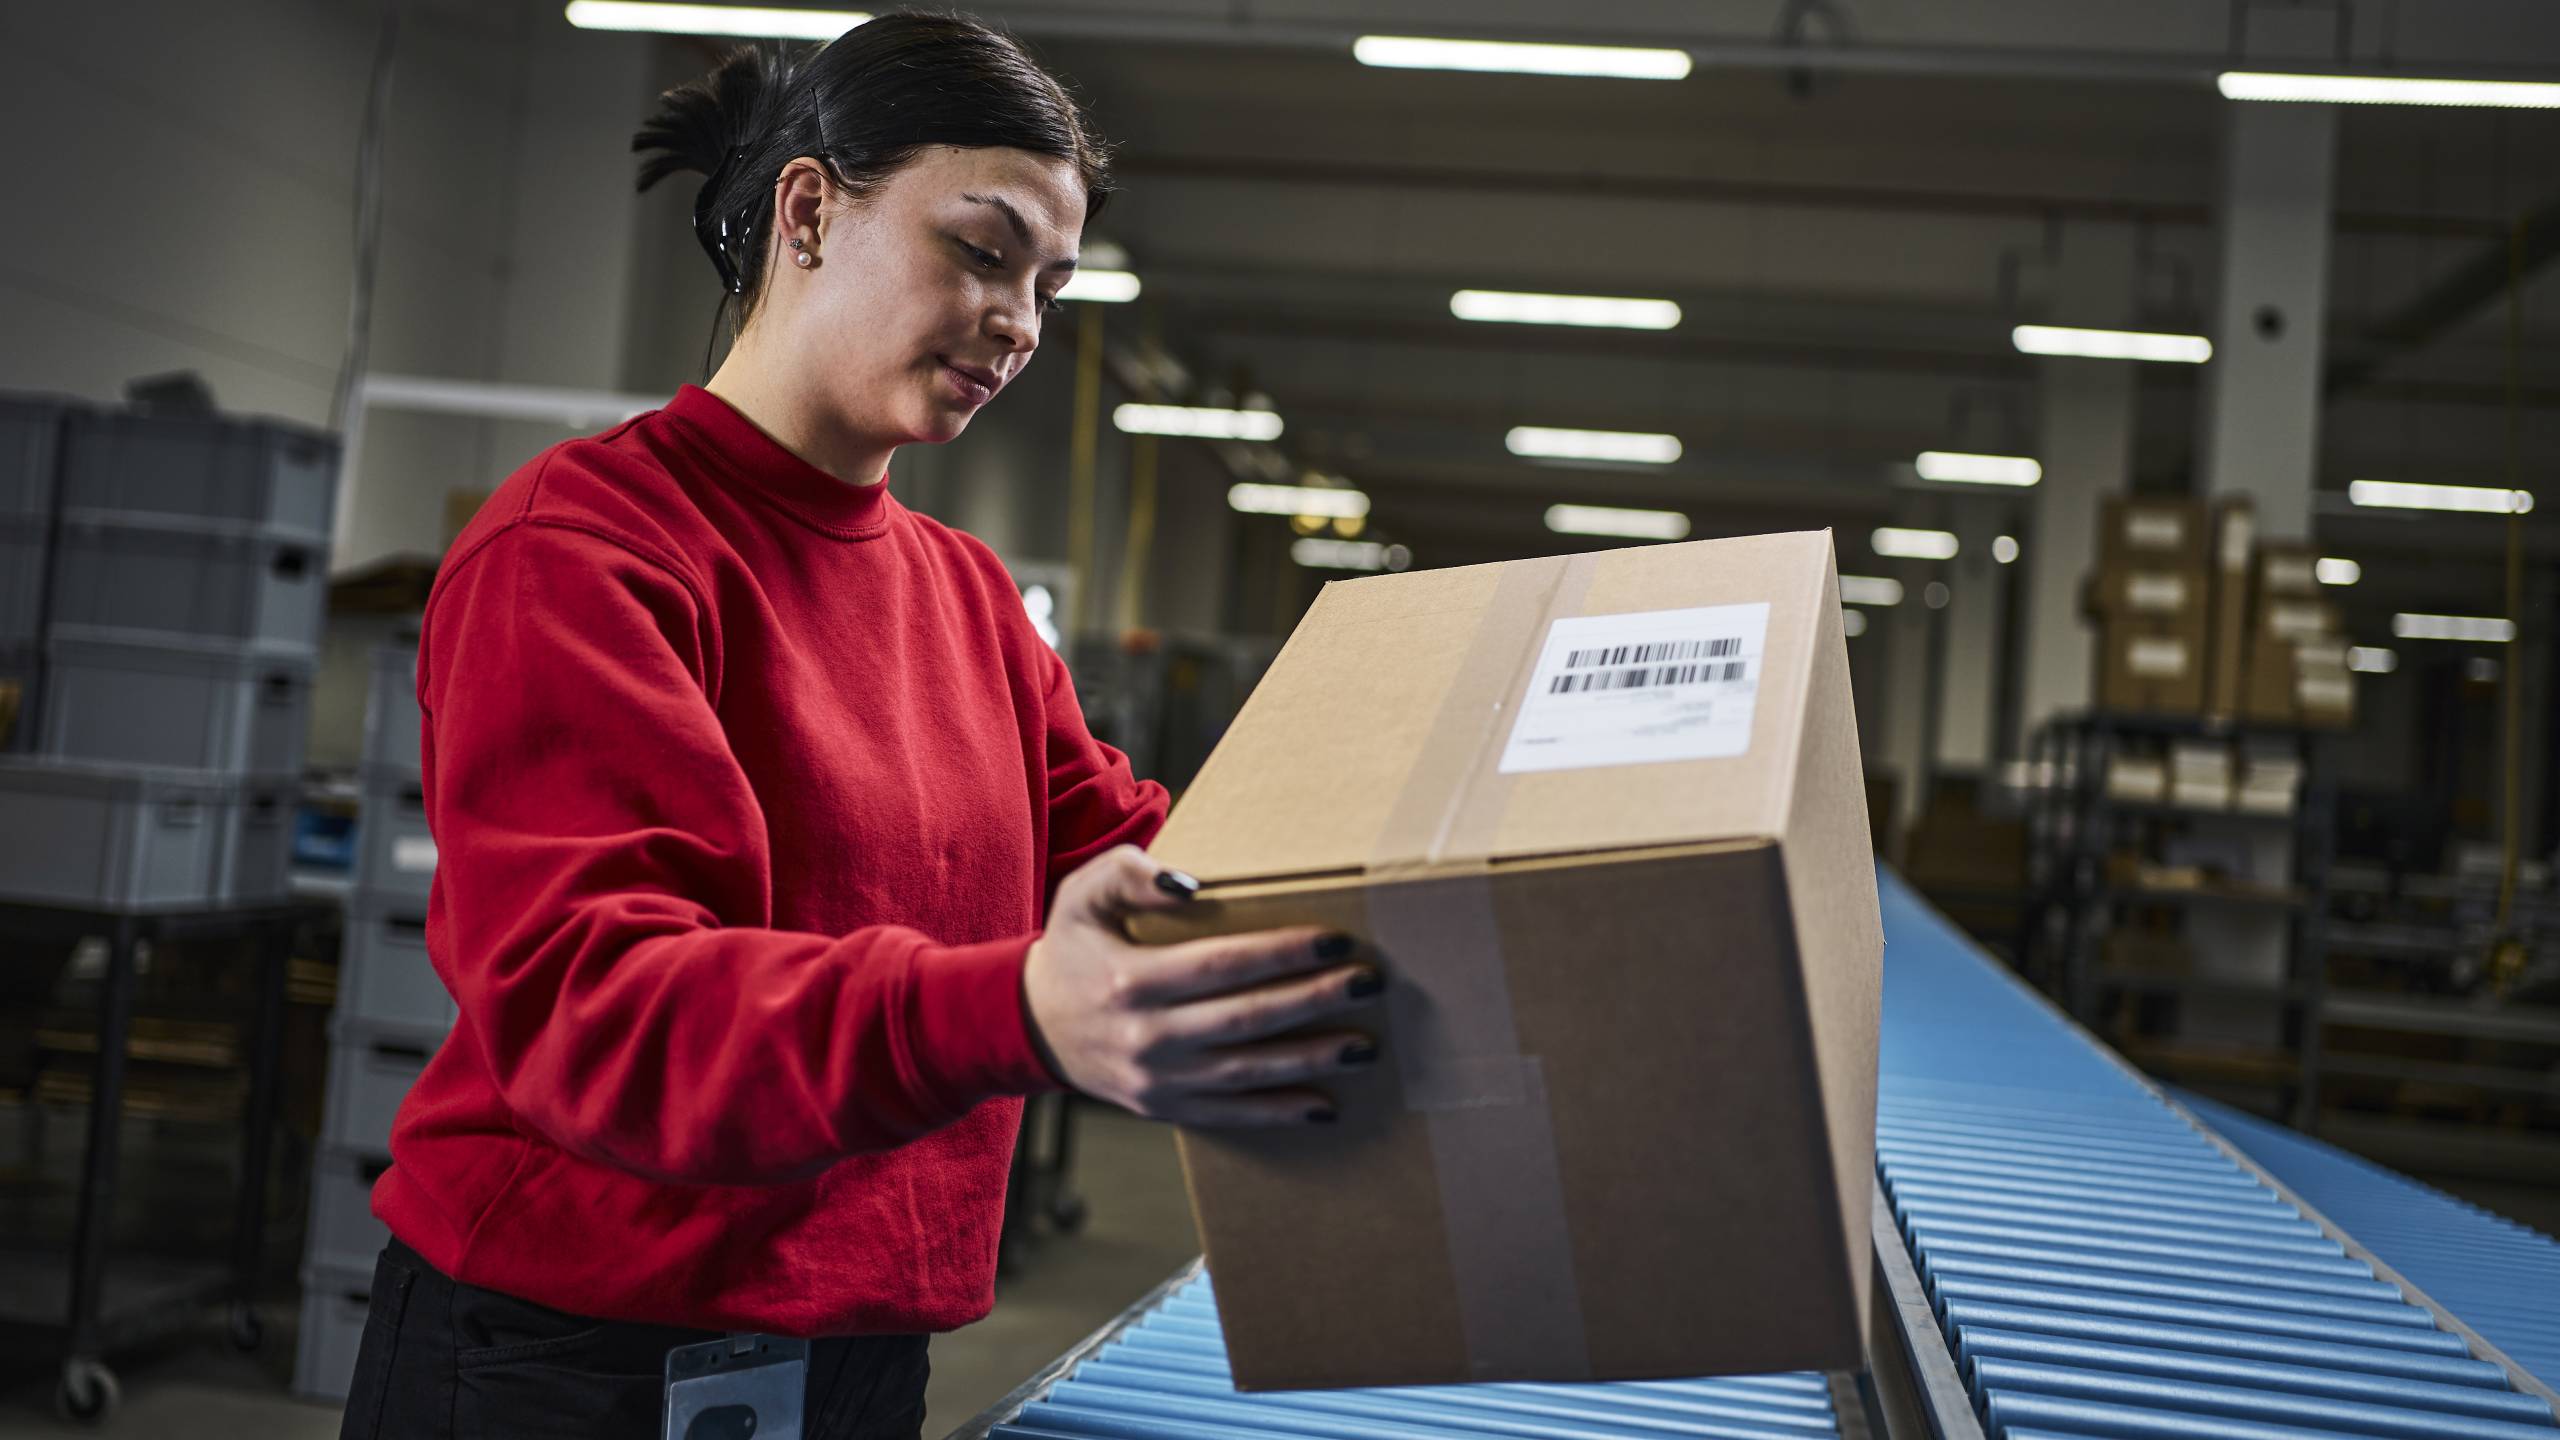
[914,410,973,444]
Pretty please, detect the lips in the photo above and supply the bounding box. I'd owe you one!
[939,359,999,405]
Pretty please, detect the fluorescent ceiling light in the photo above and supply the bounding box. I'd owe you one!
[1838,575,1904,607]
[2347,647,2398,674]
[1450,290,1681,330]
[1057,269,1141,304]
[2218,72,2560,109]
[2013,324,2213,364]
[1292,538,1401,571]
[2315,557,2361,586]
[2393,612,2517,643]
[562,2,866,38]
[1117,403,1283,441]
[1506,426,1682,464]
[1353,35,1692,80]
[1842,608,1869,638]
[1872,527,1960,560]
[1228,482,1368,519]
[1993,535,2020,565]
[1545,504,1690,541]
[2348,479,2534,514]
[1915,451,2042,487]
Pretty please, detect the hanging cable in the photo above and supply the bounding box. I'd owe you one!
[329,1,403,438]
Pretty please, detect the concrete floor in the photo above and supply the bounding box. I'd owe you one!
[0,1104,1201,1437]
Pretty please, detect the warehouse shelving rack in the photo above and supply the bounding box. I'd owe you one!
[2020,711,2338,1126]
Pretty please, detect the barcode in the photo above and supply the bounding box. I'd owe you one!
[1563,636,1740,670]
[1548,660,1748,694]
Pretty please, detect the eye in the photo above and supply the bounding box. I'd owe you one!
[958,240,1003,270]
[1039,293,1065,315]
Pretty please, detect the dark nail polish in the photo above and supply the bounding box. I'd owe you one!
[1306,1107,1340,1125]
[1154,870,1200,900]
[1314,932,1357,960]
[1340,1039,1379,1066]
[1346,967,1386,999]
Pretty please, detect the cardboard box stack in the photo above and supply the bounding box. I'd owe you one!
[2168,740,2235,811]
[2090,497,2210,715]
[2236,741,2304,815]
[2243,543,2355,729]
[0,395,333,911]
[294,639,444,1403]
[1140,531,1882,1391]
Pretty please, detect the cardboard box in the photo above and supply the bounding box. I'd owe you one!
[1138,531,1882,1391]
[2253,543,2321,599]
[2256,595,2339,645]
[2099,496,2209,571]
[2096,611,2209,715]
[2241,637,2357,729]
[2092,563,2209,620]
[2205,499,2255,717]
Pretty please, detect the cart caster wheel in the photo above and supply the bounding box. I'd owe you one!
[229,1300,265,1351]
[56,1359,120,1422]
[1049,1195,1088,1234]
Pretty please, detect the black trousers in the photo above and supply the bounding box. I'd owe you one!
[338,1239,931,1439]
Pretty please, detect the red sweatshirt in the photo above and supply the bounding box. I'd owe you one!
[373,383,1167,1337]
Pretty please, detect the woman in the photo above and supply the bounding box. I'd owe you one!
[340,14,1383,1437]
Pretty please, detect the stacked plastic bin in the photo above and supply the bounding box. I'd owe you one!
[0,394,332,913]
[294,639,439,1401]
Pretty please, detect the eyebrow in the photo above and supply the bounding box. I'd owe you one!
[960,192,1078,271]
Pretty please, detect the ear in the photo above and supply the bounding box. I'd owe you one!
[771,158,833,247]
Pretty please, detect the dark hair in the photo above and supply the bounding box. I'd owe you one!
[633,11,1111,326]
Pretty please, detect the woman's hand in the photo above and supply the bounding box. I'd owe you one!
[1022,845,1383,1127]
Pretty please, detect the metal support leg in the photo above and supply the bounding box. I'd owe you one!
[228,918,290,1349]
[64,915,140,1368]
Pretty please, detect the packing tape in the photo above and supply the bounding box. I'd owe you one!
[1364,873,1592,1380]
[1359,551,1603,1379]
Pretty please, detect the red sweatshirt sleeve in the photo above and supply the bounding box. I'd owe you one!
[1036,646,1170,912]
[420,520,1058,1187]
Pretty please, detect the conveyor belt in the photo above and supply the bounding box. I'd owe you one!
[1871,871,2559,1439]
[954,873,2559,1440]
[2181,1091,2560,1392]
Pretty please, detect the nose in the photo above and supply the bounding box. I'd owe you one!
[985,287,1039,358]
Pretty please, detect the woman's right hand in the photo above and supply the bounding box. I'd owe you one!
[1022,845,1384,1127]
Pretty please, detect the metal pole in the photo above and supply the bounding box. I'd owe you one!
[1066,309,1105,639]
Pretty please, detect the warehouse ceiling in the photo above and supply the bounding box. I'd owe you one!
[653,0,2560,598]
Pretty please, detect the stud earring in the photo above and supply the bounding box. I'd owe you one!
[795,251,815,267]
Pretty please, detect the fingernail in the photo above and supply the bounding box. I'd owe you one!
[1346,967,1385,999]
[1306,1107,1339,1125]
[1154,870,1200,900]
[1314,932,1356,960]
[1340,1039,1379,1066]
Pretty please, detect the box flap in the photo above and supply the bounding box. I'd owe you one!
[1152,531,1838,883]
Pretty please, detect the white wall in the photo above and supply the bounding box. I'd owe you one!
[0,0,654,573]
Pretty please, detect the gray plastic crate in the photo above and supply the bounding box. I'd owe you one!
[51,513,325,651]
[320,1020,439,1154]
[40,628,312,774]
[220,777,297,904]
[304,1146,393,1276]
[292,1263,371,1403]
[0,759,232,910]
[60,409,336,540]
[363,643,422,775]
[0,514,48,651]
[0,392,72,520]
[339,898,452,1032]
[356,776,432,903]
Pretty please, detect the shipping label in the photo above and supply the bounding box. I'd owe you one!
[1497,602,1769,773]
